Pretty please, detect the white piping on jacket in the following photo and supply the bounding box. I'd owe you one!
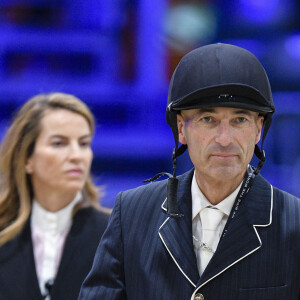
[159,217,197,288]
[190,185,274,300]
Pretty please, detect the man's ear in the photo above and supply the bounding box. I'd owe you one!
[177,113,187,145]
[255,115,264,144]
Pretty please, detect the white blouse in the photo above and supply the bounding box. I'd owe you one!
[31,192,82,297]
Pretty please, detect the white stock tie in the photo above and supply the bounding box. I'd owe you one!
[199,207,224,275]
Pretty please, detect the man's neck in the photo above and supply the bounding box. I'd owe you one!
[195,172,245,205]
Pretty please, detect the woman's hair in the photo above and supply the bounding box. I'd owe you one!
[0,92,102,245]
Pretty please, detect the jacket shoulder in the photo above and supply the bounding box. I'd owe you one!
[117,169,194,207]
[73,207,110,235]
[272,186,300,207]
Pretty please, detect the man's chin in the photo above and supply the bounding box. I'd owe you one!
[209,165,243,181]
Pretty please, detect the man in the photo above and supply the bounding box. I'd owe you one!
[79,43,300,299]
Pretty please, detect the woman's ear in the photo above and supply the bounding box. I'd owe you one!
[177,113,187,145]
[25,159,33,174]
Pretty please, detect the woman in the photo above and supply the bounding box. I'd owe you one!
[0,93,110,300]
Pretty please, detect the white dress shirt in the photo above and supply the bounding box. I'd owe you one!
[191,172,242,275]
[31,192,82,296]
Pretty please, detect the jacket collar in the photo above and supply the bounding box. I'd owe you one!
[159,170,273,290]
[195,173,273,291]
[159,169,199,287]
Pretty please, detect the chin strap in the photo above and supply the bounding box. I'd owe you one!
[144,113,272,217]
[253,113,272,175]
[254,145,265,175]
[143,144,187,218]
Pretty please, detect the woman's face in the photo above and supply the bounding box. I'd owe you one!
[26,109,93,197]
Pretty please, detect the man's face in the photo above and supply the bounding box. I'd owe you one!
[177,107,264,185]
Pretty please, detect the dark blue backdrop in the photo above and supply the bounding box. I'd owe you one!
[1,0,300,207]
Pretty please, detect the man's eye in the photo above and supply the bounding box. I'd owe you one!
[236,117,247,123]
[201,116,212,123]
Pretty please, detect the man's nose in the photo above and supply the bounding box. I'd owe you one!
[214,121,233,147]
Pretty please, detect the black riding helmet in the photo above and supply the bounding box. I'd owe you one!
[147,43,275,217]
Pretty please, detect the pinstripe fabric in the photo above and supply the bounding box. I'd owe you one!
[79,169,300,300]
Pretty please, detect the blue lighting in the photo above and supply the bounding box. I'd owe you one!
[220,39,266,60]
[285,34,300,60]
[239,0,292,26]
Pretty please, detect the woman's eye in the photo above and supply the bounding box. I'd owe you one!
[51,139,66,147]
[52,140,63,146]
[80,140,91,147]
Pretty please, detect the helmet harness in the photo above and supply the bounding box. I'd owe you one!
[145,43,275,218]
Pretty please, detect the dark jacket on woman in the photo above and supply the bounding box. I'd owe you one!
[0,207,109,300]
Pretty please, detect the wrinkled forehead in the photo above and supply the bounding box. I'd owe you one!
[180,106,261,116]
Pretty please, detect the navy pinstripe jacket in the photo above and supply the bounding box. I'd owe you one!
[79,169,300,300]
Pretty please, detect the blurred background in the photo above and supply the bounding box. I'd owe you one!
[0,0,300,208]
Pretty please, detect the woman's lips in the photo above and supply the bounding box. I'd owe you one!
[66,169,83,176]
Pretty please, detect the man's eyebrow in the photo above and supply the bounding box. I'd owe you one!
[198,108,254,116]
[197,108,216,114]
[182,107,257,119]
[232,109,254,116]
[181,108,217,119]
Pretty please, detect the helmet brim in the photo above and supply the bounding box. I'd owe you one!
[169,84,275,115]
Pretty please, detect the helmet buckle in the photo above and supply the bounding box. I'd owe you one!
[218,94,235,101]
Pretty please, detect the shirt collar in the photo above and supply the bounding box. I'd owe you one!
[31,191,82,233]
[192,171,242,220]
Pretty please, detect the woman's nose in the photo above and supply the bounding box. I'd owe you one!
[69,143,82,160]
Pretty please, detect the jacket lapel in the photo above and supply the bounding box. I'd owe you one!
[0,221,42,299]
[22,223,44,299]
[159,170,199,287]
[197,174,273,287]
[54,211,83,280]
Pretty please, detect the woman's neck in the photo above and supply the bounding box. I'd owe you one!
[33,189,78,212]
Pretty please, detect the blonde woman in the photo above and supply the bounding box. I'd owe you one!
[0,93,110,300]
